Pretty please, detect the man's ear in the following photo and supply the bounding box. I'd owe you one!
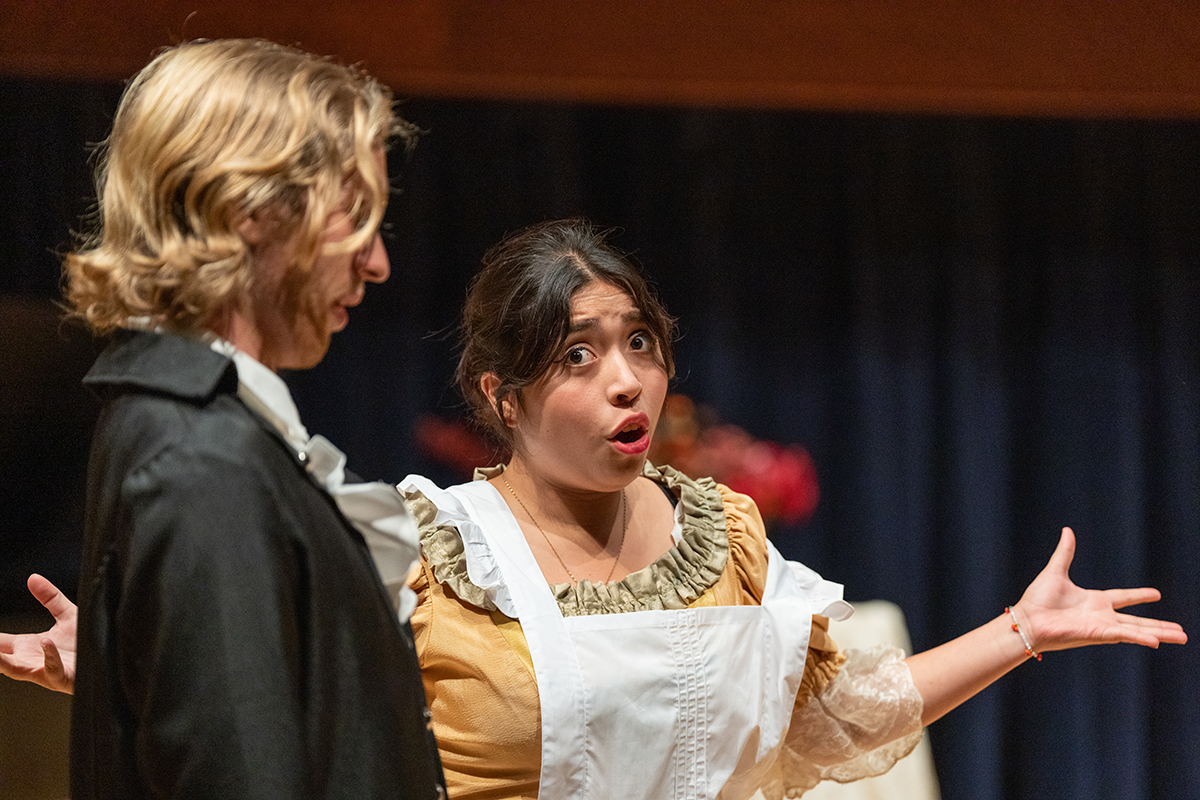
[480,373,515,427]
[237,210,269,247]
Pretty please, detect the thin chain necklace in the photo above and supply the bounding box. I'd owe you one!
[501,476,628,583]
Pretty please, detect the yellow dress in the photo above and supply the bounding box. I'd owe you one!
[406,463,846,800]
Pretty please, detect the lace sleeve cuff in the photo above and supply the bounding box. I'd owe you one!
[769,644,924,797]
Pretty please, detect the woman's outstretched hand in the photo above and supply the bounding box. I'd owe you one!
[1011,527,1188,654]
[0,574,78,694]
[909,527,1186,724]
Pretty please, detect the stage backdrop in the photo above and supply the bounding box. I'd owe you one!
[1,81,1197,800]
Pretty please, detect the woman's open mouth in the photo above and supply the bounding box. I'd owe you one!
[610,419,650,454]
[613,423,644,444]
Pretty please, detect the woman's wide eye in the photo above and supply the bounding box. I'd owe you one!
[630,332,651,351]
[565,346,594,366]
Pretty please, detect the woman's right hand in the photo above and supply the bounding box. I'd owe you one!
[0,574,78,694]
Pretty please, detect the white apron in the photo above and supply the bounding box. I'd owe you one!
[403,475,852,800]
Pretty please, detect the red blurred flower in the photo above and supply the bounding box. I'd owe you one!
[414,415,505,476]
[649,396,820,527]
[417,393,820,527]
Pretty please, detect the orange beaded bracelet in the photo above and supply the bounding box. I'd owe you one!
[1005,606,1043,661]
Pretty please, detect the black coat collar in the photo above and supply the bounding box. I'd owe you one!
[83,329,238,401]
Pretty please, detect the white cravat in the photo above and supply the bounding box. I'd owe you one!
[209,338,420,622]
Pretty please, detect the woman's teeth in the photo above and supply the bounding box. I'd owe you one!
[614,426,643,444]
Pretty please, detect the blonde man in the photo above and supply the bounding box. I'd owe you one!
[54,39,443,798]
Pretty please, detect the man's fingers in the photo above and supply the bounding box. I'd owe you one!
[42,639,63,676]
[27,574,73,620]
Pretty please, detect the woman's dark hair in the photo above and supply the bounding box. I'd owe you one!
[456,218,676,445]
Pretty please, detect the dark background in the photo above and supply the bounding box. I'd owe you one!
[3,45,1199,800]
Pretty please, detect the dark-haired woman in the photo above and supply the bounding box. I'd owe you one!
[400,219,1184,798]
[3,219,1186,799]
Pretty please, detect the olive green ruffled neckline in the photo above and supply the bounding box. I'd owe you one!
[406,462,729,617]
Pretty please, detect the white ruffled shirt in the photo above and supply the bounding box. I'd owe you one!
[208,337,421,622]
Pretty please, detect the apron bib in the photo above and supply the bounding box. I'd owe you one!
[425,478,847,800]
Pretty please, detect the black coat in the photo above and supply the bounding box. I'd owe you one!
[70,330,445,799]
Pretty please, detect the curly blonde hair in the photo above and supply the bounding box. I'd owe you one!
[65,38,412,333]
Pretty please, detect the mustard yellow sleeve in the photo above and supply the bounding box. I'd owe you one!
[406,556,433,667]
[711,484,846,710]
[712,484,770,605]
[711,488,922,798]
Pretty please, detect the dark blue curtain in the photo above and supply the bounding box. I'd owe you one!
[3,83,1197,799]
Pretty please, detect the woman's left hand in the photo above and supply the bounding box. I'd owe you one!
[1010,527,1188,654]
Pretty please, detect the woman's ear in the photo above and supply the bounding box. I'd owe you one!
[480,373,515,427]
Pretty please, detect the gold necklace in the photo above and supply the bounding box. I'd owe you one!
[501,476,628,583]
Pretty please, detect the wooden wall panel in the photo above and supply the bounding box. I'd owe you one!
[2,1,1200,117]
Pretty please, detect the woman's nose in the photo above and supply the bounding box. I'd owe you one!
[608,353,642,405]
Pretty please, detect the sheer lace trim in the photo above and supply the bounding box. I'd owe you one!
[410,462,729,616]
[759,644,925,799]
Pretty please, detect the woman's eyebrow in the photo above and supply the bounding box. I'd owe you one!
[567,309,645,334]
[567,318,598,334]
